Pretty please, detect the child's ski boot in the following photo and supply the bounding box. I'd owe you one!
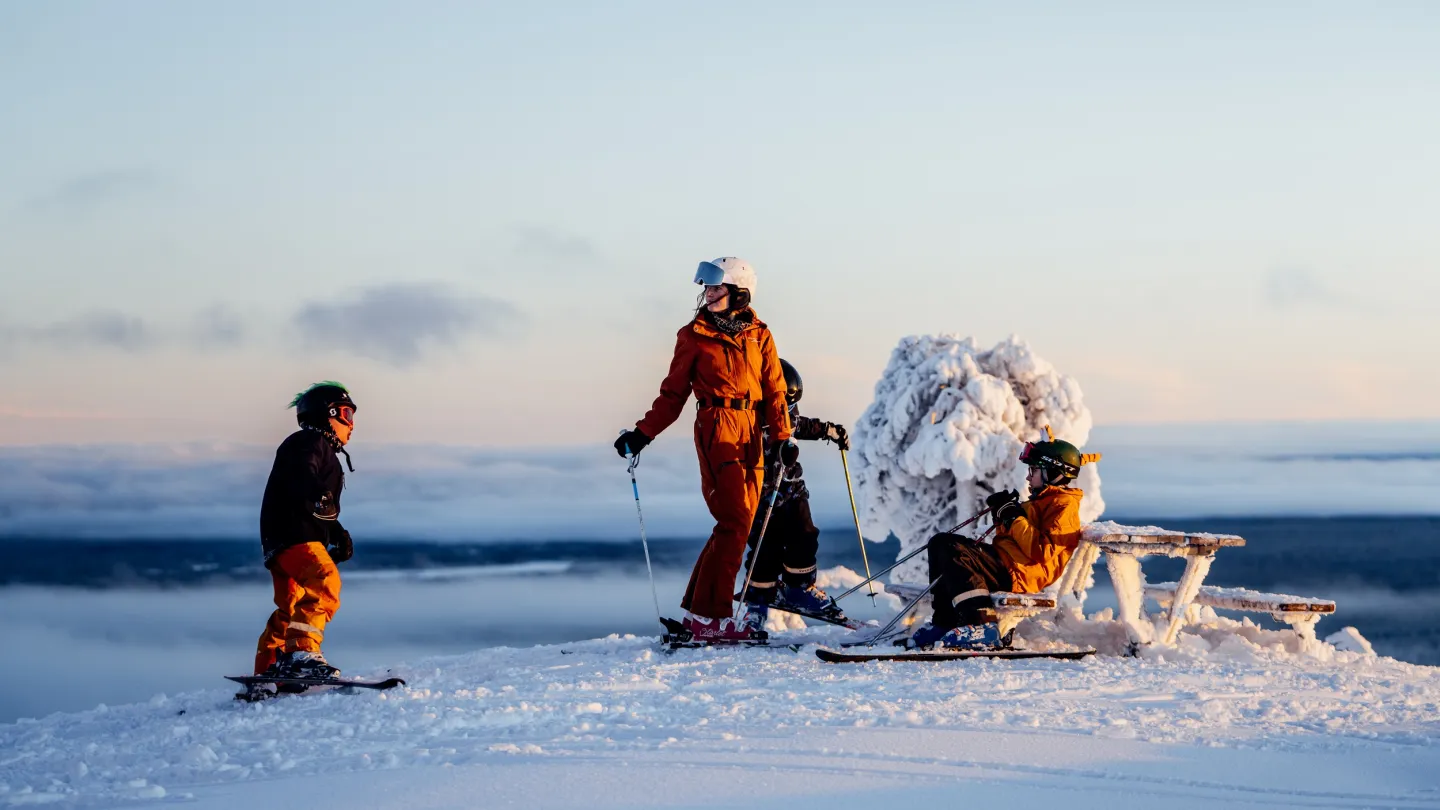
[276,650,341,680]
[774,583,850,625]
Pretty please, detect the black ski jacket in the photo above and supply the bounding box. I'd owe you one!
[259,428,346,564]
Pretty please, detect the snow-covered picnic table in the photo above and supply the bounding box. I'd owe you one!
[1059,521,1247,646]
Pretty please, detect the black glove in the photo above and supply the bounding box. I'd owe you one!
[984,489,1019,512]
[313,492,339,521]
[818,422,850,451]
[329,528,353,563]
[994,502,1024,528]
[769,438,799,467]
[614,429,651,459]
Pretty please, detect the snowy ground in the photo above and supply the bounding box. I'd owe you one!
[4,610,1439,809]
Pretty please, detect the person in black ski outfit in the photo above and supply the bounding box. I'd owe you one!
[252,381,358,688]
[739,359,852,628]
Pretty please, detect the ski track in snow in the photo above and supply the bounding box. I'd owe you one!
[3,621,1439,808]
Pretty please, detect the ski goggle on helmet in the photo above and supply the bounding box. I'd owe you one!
[692,257,757,293]
[330,404,356,427]
[694,261,727,287]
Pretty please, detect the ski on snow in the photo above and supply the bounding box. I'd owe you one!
[766,603,862,630]
[226,674,407,701]
[815,647,1096,663]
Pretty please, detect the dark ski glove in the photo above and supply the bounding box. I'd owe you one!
[313,492,339,521]
[821,422,850,451]
[615,429,651,459]
[329,528,353,563]
[985,489,1019,512]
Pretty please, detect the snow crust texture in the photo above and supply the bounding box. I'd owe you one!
[2,622,1436,808]
[851,335,1103,584]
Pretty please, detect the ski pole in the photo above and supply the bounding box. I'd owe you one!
[838,447,876,605]
[622,437,664,633]
[734,458,786,622]
[864,575,942,646]
[833,506,992,603]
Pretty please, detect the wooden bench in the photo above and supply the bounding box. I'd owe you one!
[884,584,1056,638]
[1145,582,1335,642]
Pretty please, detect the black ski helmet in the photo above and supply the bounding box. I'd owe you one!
[779,358,802,405]
[290,381,357,429]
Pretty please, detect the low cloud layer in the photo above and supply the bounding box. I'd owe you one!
[294,282,524,367]
[1,423,1439,542]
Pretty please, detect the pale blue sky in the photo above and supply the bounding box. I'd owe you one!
[2,2,1438,445]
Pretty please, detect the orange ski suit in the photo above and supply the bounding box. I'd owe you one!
[992,485,1085,593]
[635,310,792,619]
[253,542,342,674]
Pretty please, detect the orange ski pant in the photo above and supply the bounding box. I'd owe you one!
[682,458,763,620]
[253,542,342,674]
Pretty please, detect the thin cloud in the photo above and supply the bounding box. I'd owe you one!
[10,311,153,352]
[293,282,524,367]
[0,305,247,354]
[1265,267,1334,310]
[513,225,600,263]
[23,170,167,215]
[189,305,246,348]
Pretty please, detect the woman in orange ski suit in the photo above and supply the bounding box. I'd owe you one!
[617,259,791,623]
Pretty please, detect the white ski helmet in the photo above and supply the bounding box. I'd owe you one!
[694,257,757,297]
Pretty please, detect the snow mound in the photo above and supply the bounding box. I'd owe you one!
[1327,627,1377,655]
[851,335,1102,584]
[1,623,1434,807]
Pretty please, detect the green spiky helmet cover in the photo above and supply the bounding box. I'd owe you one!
[290,381,356,428]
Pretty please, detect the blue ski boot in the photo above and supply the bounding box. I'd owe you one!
[937,622,1005,650]
[740,601,769,634]
[899,621,951,650]
[775,583,850,625]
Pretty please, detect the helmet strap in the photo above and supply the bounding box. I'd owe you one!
[302,423,356,472]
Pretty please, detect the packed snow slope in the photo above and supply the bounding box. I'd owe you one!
[4,610,1439,809]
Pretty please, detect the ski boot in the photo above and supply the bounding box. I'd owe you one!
[936,622,1005,650]
[682,613,767,644]
[775,582,849,624]
[741,601,769,633]
[235,681,278,702]
[276,649,341,680]
[897,621,951,650]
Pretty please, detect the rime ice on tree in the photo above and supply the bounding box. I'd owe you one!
[850,334,1105,585]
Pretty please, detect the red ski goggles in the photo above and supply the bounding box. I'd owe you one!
[330,404,356,427]
[1019,441,1077,476]
[1018,442,1039,465]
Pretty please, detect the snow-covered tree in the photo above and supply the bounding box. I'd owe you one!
[851,334,1104,585]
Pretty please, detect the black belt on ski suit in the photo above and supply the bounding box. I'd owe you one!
[695,397,757,411]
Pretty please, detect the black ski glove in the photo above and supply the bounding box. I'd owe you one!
[821,422,850,451]
[329,528,353,563]
[985,489,1019,512]
[313,492,339,521]
[769,438,800,468]
[986,489,1023,528]
[614,429,651,459]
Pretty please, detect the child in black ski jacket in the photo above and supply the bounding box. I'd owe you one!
[739,359,851,628]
